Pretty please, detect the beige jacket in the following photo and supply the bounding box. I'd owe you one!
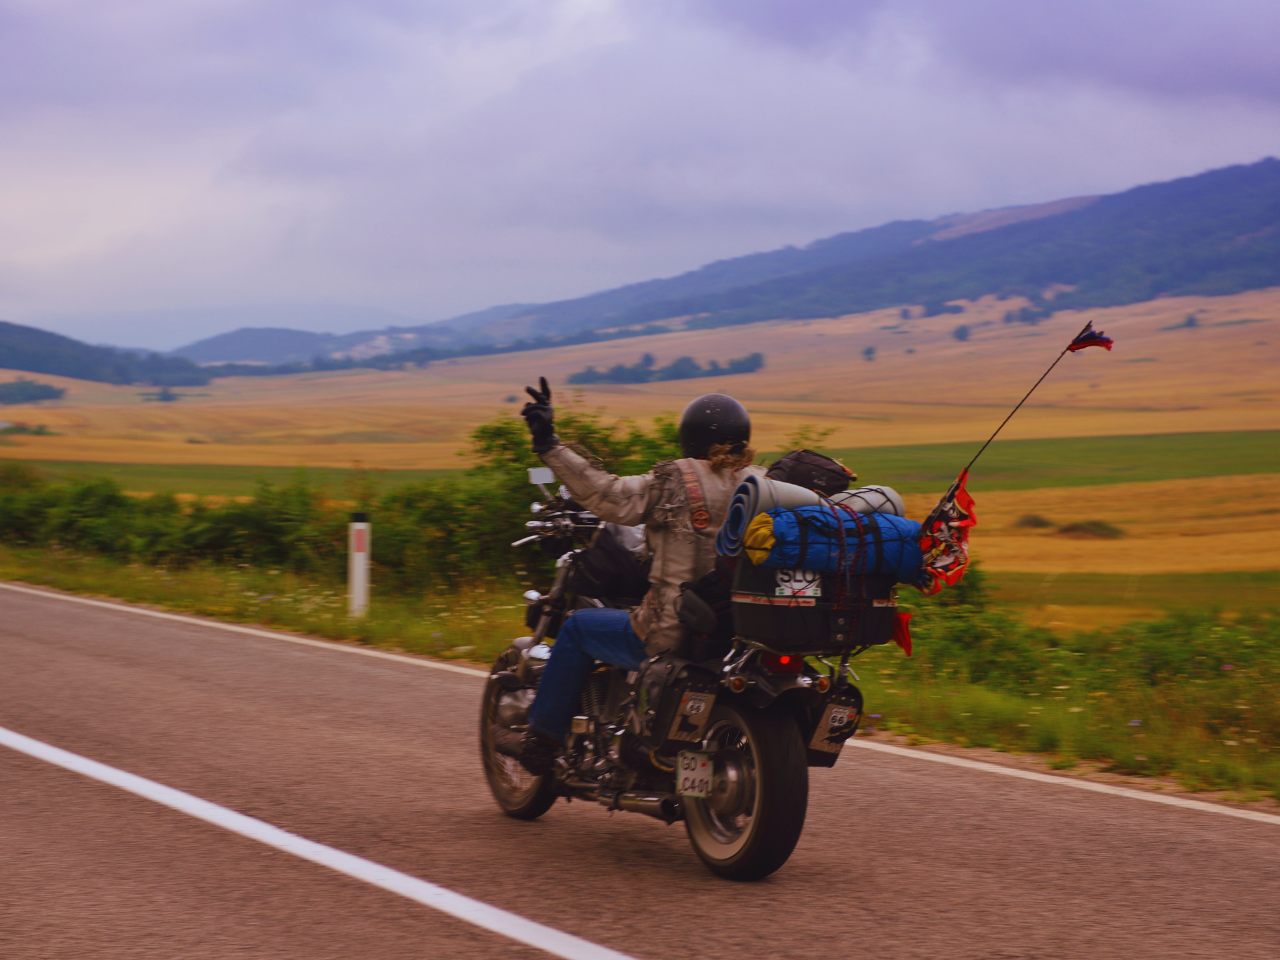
[540,444,765,655]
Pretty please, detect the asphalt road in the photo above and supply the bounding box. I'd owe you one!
[2,585,1279,960]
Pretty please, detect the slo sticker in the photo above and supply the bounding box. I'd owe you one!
[776,568,821,597]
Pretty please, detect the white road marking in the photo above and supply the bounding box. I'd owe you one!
[6,579,1279,829]
[0,725,637,960]
[845,738,1280,827]
[0,580,488,677]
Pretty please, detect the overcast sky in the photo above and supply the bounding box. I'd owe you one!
[3,0,1279,350]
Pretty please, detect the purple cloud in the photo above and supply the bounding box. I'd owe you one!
[0,0,1277,349]
[680,0,1280,101]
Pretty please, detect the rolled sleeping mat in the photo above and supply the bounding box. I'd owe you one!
[829,484,906,517]
[716,476,822,556]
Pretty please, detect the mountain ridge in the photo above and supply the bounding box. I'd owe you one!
[150,157,1280,365]
[170,191,1098,363]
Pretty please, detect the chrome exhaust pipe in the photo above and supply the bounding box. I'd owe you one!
[613,792,684,824]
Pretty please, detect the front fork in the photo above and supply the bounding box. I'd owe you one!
[518,550,578,683]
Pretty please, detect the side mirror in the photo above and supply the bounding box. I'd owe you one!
[529,465,555,498]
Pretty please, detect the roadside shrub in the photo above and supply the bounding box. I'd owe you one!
[0,405,681,589]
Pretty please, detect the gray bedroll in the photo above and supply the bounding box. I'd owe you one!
[717,480,910,556]
[829,484,906,517]
[716,476,822,556]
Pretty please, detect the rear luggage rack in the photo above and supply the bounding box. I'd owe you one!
[731,561,897,654]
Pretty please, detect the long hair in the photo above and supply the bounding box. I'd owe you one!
[706,441,756,472]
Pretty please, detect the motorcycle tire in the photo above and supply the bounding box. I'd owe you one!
[683,700,809,881]
[480,646,557,821]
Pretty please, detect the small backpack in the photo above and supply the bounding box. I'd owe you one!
[765,449,854,496]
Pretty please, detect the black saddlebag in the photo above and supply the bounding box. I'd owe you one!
[634,656,718,750]
[731,561,897,654]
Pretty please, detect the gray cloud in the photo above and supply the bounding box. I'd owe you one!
[680,0,1280,101]
[1,0,1278,349]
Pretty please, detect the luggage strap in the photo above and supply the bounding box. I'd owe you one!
[681,465,711,531]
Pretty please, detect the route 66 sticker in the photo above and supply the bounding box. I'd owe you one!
[668,691,715,742]
[809,697,861,753]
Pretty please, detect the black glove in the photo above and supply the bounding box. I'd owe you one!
[521,376,560,453]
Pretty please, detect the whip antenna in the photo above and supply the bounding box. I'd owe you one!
[961,319,1112,476]
[920,318,1114,535]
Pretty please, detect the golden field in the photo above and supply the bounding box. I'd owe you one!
[0,287,1277,470]
[903,473,1280,575]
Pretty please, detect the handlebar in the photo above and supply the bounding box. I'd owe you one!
[510,501,601,547]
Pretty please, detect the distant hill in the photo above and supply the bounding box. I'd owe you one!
[167,158,1280,366]
[170,305,531,365]
[168,203,1076,363]
[613,158,1280,330]
[0,321,209,385]
[174,327,333,364]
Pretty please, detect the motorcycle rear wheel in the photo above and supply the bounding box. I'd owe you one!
[480,646,557,820]
[683,701,808,881]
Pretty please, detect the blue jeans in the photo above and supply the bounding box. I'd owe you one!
[528,608,647,741]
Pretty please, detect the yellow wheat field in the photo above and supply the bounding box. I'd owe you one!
[0,287,1277,470]
[902,473,1280,575]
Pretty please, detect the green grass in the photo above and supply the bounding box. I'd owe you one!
[0,545,524,665]
[9,428,1279,497]
[854,592,1280,800]
[14,461,461,498]
[988,570,1280,613]
[816,430,1280,493]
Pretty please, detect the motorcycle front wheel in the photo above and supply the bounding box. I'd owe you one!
[684,701,809,880]
[479,646,557,821]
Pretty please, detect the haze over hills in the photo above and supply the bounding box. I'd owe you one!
[168,198,1094,363]
[165,159,1280,366]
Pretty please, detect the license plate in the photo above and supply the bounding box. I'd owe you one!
[676,751,713,799]
[776,568,821,597]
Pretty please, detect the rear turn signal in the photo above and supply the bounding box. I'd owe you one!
[761,653,804,674]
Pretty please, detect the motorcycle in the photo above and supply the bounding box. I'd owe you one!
[481,469,896,880]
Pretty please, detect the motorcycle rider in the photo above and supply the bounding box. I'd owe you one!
[491,378,764,773]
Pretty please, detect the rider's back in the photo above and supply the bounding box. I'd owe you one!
[540,445,763,655]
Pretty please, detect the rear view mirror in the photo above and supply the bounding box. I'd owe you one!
[529,467,555,486]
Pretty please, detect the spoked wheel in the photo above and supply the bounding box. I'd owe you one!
[480,646,557,820]
[684,701,809,880]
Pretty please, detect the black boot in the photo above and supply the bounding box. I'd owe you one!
[490,726,560,776]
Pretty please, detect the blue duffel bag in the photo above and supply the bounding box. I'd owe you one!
[752,505,924,584]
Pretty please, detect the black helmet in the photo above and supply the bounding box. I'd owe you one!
[678,394,751,459]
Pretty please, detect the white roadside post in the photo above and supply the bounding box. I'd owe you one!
[348,512,370,618]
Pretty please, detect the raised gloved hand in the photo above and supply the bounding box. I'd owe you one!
[521,376,560,453]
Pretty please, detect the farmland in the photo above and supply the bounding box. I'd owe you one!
[0,287,1276,471]
[11,428,1278,498]
[0,286,1275,608]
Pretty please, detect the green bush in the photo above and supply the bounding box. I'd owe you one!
[871,572,1280,795]
[0,406,681,589]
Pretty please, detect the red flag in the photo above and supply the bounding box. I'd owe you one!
[916,469,977,596]
[1066,322,1114,352]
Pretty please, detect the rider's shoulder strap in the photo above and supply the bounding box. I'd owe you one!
[679,460,711,531]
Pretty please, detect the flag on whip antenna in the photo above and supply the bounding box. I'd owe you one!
[1066,321,1114,352]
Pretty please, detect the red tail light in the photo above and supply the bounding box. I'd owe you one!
[761,653,804,674]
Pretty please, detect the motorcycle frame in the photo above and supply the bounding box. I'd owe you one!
[506,492,867,821]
